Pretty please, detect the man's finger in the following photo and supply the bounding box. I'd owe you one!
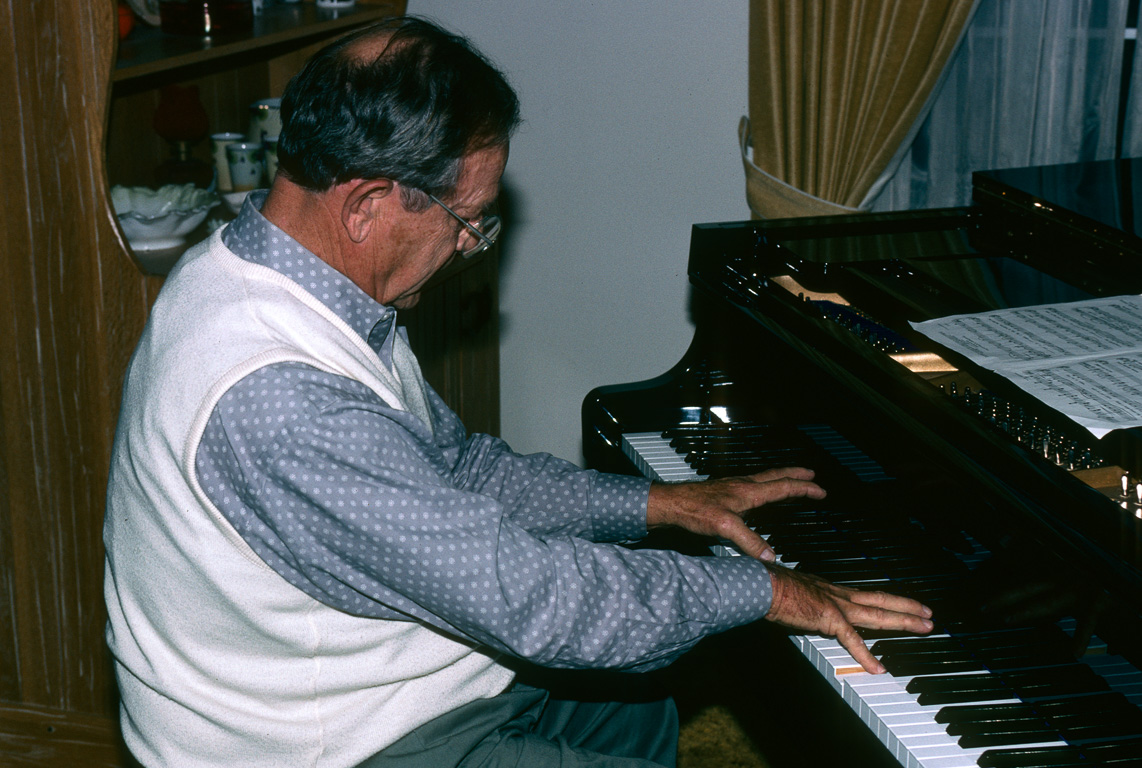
[836,624,886,674]
[739,477,827,509]
[742,466,818,484]
[843,599,935,635]
[717,518,776,562]
[846,588,933,620]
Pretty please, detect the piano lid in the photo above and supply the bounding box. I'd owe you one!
[685,195,1142,614]
[976,157,1142,241]
[973,157,1142,275]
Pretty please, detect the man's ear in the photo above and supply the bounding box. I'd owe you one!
[341,179,396,243]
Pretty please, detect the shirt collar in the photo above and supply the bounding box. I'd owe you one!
[221,190,397,364]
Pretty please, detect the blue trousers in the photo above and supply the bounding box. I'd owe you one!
[356,682,678,767]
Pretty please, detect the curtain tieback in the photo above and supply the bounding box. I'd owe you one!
[738,116,859,219]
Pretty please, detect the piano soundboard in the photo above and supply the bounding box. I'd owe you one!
[623,426,1142,768]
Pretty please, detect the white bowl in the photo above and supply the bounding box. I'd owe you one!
[111,183,219,251]
[221,190,252,215]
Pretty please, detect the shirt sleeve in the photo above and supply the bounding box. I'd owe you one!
[426,389,651,543]
[196,363,774,672]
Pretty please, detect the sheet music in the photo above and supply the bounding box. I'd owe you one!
[911,294,1142,438]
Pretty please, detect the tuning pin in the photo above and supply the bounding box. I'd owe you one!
[1135,482,1141,505]
[1122,472,1131,499]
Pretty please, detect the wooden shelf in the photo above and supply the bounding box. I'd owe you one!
[114,2,400,85]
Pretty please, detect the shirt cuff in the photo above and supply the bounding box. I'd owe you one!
[704,555,775,629]
[588,472,652,542]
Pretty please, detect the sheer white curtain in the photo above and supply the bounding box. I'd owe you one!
[872,0,1129,211]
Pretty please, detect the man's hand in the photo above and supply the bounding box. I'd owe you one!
[766,564,934,674]
[646,467,826,561]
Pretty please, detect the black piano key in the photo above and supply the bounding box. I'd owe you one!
[976,746,1089,768]
[872,626,1072,658]
[907,664,1109,705]
[662,422,802,439]
[985,646,1077,671]
[1083,736,1142,762]
[945,710,1043,736]
[918,686,1020,706]
[1051,696,1142,738]
[886,644,1076,678]
[687,451,813,469]
[943,692,1142,749]
[884,655,986,676]
[789,545,962,567]
[939,700,1038,727]
[700,462,813,479]
[873,635,966,655]
[798,559,961,583]
[752,519,835,536]
[978,742,1142,767]
[1006,664,1111,698]
[773,541,916,560]
[670,435,803,449]
[908,672,1017,705]
[958,726,1062,749]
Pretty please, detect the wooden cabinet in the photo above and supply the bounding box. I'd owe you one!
[0,1,499,763]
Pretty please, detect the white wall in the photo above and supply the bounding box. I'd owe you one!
[410,1,751,463]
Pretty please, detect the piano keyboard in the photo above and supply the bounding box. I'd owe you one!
[624,425,1142,768]
[622,423,892,484]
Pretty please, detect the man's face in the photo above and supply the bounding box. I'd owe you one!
[372,145,508,309]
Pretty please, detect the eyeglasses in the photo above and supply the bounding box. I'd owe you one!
[426,193,502,259]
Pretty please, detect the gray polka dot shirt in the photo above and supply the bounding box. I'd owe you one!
[195,191,773,671]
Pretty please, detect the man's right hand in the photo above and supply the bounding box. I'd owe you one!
[764,564,934,674]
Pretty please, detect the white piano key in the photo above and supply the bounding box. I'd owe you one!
[622,432,707,482]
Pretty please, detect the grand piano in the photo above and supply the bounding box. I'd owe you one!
[583,159,1142,768]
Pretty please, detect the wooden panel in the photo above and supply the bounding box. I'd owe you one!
[0,700,137,768]
[0,0,153,716]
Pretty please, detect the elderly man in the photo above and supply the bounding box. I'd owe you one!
[104,16,931,768]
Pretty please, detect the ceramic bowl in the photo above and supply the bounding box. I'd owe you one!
[111,183,219,251]
[222,190,252,215]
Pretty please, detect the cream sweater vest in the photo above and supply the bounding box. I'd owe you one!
[104,231,514,767]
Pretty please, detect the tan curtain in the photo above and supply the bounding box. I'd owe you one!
[744,0,977,218]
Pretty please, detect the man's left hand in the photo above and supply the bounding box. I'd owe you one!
[646,468,825,561]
